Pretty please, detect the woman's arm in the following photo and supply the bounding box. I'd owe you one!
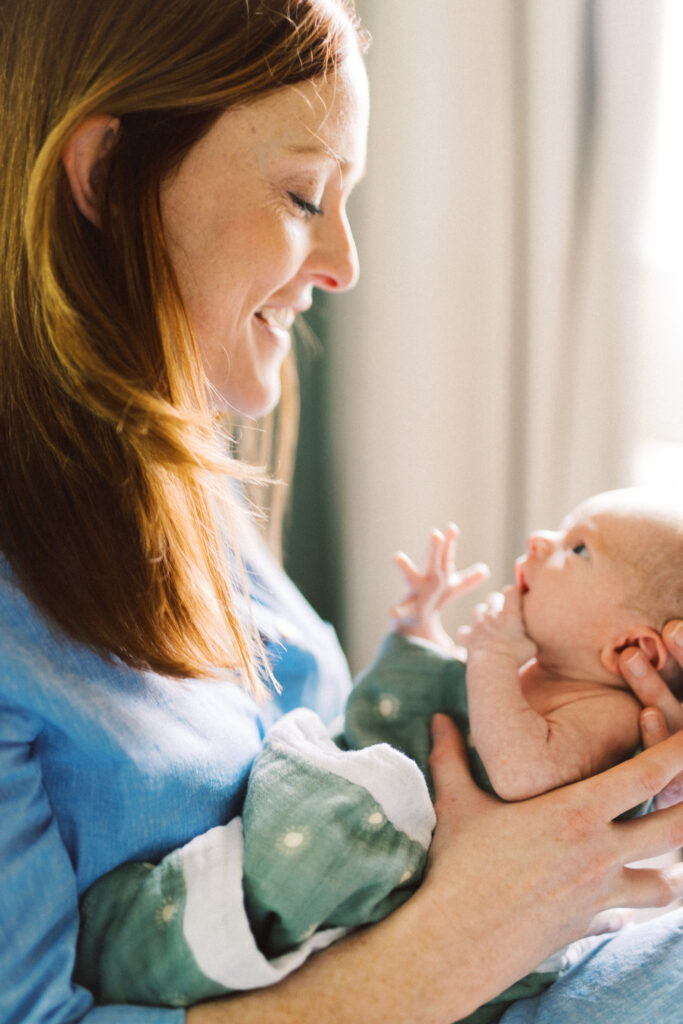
[187,716,683,1024]
[0,705,183,1024]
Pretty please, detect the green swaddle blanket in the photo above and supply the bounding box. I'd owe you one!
[76,634,565,1022]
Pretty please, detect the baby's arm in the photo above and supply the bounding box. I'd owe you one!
[390,524,489,652]
[461,587,642,800]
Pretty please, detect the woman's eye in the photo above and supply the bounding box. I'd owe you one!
[572,543,588,559]
[288,192,323,217]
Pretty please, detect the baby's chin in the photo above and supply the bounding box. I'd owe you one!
[531,642,612,683]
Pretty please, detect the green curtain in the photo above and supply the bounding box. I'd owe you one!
[283,296,346,646]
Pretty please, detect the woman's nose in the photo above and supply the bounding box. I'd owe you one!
[309,211,359,293]
[527,532,555,559]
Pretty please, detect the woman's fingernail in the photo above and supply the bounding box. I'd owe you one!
[625,651,648,678]
[642,709,660,736]
[670,622,683,650]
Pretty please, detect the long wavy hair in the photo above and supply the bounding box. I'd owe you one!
[0,0,366,695]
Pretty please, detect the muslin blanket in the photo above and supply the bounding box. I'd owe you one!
[77,634,568,1023]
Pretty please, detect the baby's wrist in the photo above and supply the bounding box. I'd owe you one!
[467,645,523,673]
[395,620,455,651]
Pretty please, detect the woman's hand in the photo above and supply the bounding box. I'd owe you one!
[189,713,683,1024]
[423,713,683,987]
[619,620,683,809]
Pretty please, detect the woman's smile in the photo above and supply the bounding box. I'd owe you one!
[159,49,369,418]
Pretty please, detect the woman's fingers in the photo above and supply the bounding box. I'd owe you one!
[618,862,683,911]
[641,707,671,749]
[615,797,683,865]
[663,620,683,668]
[619,647,683,735]
[618,635,683,809]
[639,708,683,808]
[428,714,490,821]
[654,776,683,809]
[423,716,683,964]
[581,730,683,824]
[429,713,470,789]
[430,708,683,837]
[584,908,634,936]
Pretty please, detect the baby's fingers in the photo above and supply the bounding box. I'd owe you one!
[455,624,472,647]
[393,550,423,590]
[439,562,490,607]
[441,522,460,576]
[426,529,446,577]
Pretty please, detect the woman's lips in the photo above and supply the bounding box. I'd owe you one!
[253,308,294,350]
[515,560,529,594]
[255,306,296,330]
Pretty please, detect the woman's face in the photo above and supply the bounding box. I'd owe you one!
[160,49,369,417]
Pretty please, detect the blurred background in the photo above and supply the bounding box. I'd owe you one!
[285,0,683,676]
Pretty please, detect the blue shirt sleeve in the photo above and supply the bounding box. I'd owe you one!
[0,701,184,1024]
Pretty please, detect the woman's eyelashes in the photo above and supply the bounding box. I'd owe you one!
[288,191,323,217]
[571,542,589,559]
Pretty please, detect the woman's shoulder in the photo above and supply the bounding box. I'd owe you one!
[0,552,150,719]
[0,552,60,665]
[0,553,101,713]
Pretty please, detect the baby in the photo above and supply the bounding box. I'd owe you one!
[76,488,683,1021]
[372,486,683,802]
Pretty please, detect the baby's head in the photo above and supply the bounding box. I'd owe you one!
[516,489,683,686]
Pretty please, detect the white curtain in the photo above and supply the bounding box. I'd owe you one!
[328,0,663,672]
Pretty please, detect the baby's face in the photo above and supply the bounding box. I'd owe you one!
[514,491,659,676]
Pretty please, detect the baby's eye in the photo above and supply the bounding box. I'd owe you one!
[572,543,588,559]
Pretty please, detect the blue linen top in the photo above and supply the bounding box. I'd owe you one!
[0,535,351,1024]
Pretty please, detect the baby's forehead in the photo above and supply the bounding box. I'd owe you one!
[565,491,683,562]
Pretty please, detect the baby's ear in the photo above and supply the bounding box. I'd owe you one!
[601,626,668,676]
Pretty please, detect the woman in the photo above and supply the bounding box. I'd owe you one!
[1,1,683,1022]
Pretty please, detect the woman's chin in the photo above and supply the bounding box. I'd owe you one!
[210,378,282,419]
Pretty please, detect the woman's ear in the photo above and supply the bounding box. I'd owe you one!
[601,626,669,676]
[61,116,120,227]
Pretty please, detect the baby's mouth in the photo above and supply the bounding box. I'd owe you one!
[515,560,529,594]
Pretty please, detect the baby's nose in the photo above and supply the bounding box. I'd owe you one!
[527,532,555,559]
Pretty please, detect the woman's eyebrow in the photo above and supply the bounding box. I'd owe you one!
[283,142,367,180]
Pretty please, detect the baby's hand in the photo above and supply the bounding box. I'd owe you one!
[457,585,537,666]
[390,523,489,650]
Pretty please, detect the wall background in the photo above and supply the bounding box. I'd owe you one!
[286,0,664,675]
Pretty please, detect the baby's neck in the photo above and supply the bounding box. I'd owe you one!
[520,656,628,699]
[518,659,629,718]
